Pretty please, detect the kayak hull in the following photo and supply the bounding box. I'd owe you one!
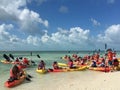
[48,69,67,72]
[36,69,47,74]
[89,67,111,72]
[48,66,87,73]
[5,75,26,88]
[0,60,12,64]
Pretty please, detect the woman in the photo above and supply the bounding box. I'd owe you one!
[52,61,60,69]
[23,58,29,65]
[8,65,21,82]
[68,59,76,69]
[91,60,97,67]
[38,60,46,70]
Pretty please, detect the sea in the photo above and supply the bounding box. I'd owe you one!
[0,51,120,90]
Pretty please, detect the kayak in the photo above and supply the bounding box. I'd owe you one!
[48,66,87,73]
[48,68,67,72]
[58,62,89,68]
[118,58,120,62]
[0,60,12,64]
[58,63,68,67]
[67,66,87,72]
[89,67,111,72]
[11,61,21,64]
[1,60,30,69]
[36,69,47,74]
[4,74,26,88]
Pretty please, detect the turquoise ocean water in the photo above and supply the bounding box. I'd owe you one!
[0,51,120,90]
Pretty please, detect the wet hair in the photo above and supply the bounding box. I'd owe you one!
[41,60,44,62]
[40,60,45,65]
[53,61,57,64]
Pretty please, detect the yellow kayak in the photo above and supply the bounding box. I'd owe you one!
[66,66,87,72]
[58,63,68,67]
[36,69,47,74]
[118,58,120,62]
[48,66,87,73]
[58,62,89,69]
[0,60,12,64]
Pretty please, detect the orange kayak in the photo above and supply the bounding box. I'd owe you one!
[89,67,111,72]
[5,74,26,88]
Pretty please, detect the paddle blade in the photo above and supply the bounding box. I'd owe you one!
[9,54,14,60]
[19,57,23,60]
[3,54,10,61]
[31,60,35,63]
[27,74,32,78]
[26,77,31,81]
[37,55,40,58]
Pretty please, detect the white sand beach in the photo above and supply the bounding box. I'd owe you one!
[2,70,120,90]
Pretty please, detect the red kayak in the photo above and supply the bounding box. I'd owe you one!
[48,69,67,72]
[5,75,26,88]
[89,67,111,72]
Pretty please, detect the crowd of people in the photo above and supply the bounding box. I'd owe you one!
[36,49,120,72]
[62,49,119,72]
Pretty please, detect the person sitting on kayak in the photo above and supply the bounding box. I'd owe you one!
[64,55,68,60]
[8,65,21,82]
[98,57,105,67]
[38,60,46,70]
[99,61,105,67]
[91,60,97,67]
[107,49,114,71]
[23,58,29,65]
[15,58,20,64]
[68,59,76,69]
[18,63,25,75]
[73,57,81,66]
[113,57,119,67]
[53,61,61,69]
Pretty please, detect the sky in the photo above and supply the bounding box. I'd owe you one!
[0,0,120,51]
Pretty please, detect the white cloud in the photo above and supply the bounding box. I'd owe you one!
[97,24,120,49]
[0,0,49,50]
[39,27,94,50]
[41,32,50,43]
[91,18,100,26]
[1,23,120,51]
[0,24,13,41]
[17,26,93,50]
[0,24,23,50]
[0,24,41,51]
[0,0,24,22]
[59,6,68,13]
[26,35,41,46]
[0,0,49,35]
[19,8,48,35]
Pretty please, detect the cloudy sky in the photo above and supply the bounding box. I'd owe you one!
[0,0,120,51]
